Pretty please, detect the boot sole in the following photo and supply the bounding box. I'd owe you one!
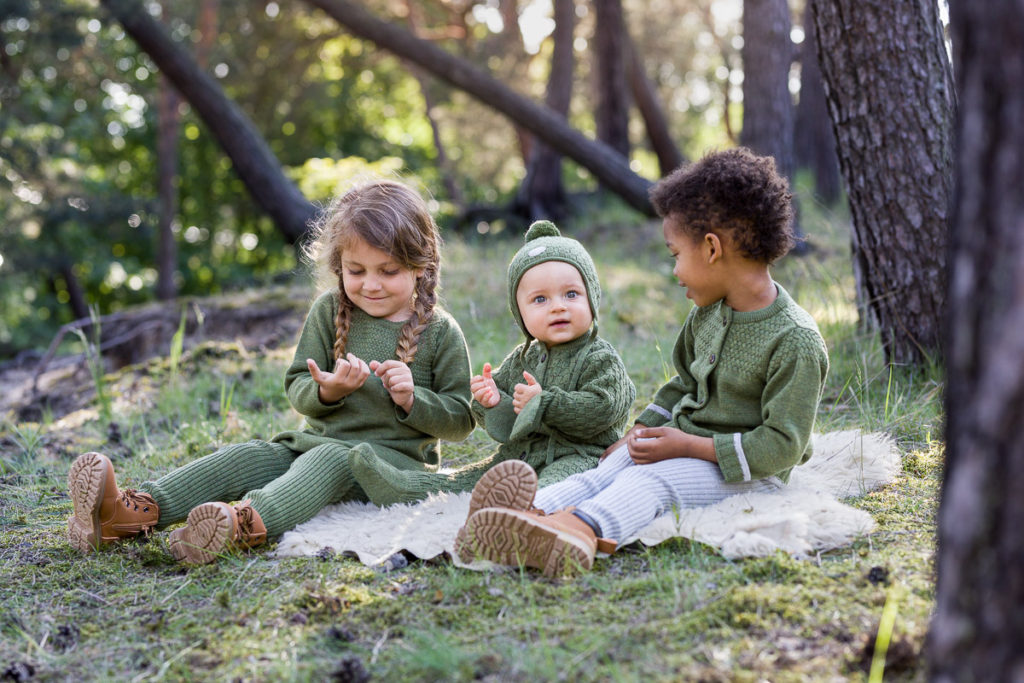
[169,503,235,565]
[455,460,539,563]
[67,453,110,553]
[461,508,592,577]
[467,460,538,518]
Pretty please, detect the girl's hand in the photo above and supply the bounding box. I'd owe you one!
[470,362,500,408]
[370,359,415,413]
[512,371,542,414]
[307,353,371,404]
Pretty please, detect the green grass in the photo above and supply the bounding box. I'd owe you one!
[0,195,941,681]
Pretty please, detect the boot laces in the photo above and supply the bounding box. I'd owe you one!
[236,505,257,535]
[118,489,158,535]
[120,489,157,513]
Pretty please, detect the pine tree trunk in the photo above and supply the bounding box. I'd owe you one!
[625,35,684,176]
[810,0,954,365]
[741,0,803,245]
[740,0,794,182]
[593,0,630,158]
[516,0,574,221]
[101,0,316,243]
[929,1,1024,678]
[308,0,653,213]
[155,72,179,301]
[794,1,839,205]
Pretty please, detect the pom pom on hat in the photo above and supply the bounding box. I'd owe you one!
[525,220,561,241]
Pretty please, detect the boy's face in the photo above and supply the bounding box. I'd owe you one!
[515,261,593,347]
[664,215,727,308]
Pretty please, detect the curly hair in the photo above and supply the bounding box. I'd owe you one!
[303,179,441,364]
[649,147,795,263]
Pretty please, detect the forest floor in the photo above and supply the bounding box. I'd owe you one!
[0,286,312,424]
[0,217,943,681]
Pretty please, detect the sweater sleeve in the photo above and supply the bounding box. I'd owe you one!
[397,316,476,442]
[510,346,635,441]
[470,347,522,443]
[282,292,342,418]
[636,316,698,427]
[712,328,828,482]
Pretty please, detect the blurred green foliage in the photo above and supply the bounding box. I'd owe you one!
[0,0,743,358]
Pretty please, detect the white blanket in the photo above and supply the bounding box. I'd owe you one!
[274,430,900,566]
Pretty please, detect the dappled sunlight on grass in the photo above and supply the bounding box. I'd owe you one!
[0,200,944,680]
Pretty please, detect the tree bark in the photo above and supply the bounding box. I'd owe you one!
[100,0,316,244]
[740,0,794,182]
[929,1,1024,678]
[794,1,839,205]
[155,69,179,301]
[592,0,630,159]
[741,0,805,247]
[515,0,575,221]
[810,0,954,365]
[625,34,684,176]
[305,0,654,214]
[403,0,464,208]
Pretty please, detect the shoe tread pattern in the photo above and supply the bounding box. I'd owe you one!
[169,503,235,565]
[463,508,591,577]
[468,460,538,518]
[66,453,109,553]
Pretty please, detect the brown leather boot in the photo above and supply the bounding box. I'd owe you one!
[454,460,540,562]
[67,452,159,553]
[460,506,617,577]
[168,500,267,565]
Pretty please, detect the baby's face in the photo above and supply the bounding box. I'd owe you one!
[515,261,592,347]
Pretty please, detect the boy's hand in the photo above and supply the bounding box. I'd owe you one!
[626,426,689,464]
[512,371,542,414]
[370,360,415,413]
[626,427,717,464]
[307,353,370,404]
[600,424,646,461]
[470,362,500,408]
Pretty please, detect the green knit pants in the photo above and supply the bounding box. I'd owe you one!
[140,440,420,538]
[351,447,598,507]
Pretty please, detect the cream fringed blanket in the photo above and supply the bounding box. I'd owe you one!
[273,430,900,566]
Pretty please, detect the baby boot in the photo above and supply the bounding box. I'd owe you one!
[460,506,616,577]
[454,460,540,562]
[169,500,267,565]
[67,452,159,553]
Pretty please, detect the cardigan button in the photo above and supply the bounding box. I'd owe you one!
[709,353,716,364]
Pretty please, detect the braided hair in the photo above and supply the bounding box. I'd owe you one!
[305,179,441,364]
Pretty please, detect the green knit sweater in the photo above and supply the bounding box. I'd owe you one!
[271,291,475,466]
[475,332,636,470]
[635,284,829,484]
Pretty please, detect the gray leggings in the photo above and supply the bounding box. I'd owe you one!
[533,444,783,542]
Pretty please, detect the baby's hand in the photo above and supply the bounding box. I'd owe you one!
[370,359,415,413]
[512,371,542,414]
[470,362,500,408]
[307,353,371,403]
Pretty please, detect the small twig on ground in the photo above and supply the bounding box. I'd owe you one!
[370,628,390,665]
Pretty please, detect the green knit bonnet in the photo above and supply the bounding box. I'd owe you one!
[507,220,601,348]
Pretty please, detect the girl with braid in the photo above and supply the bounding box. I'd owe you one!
[66,179,475,564]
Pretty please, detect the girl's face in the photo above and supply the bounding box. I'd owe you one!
[341,237,421,321]
[515,260,593,347]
